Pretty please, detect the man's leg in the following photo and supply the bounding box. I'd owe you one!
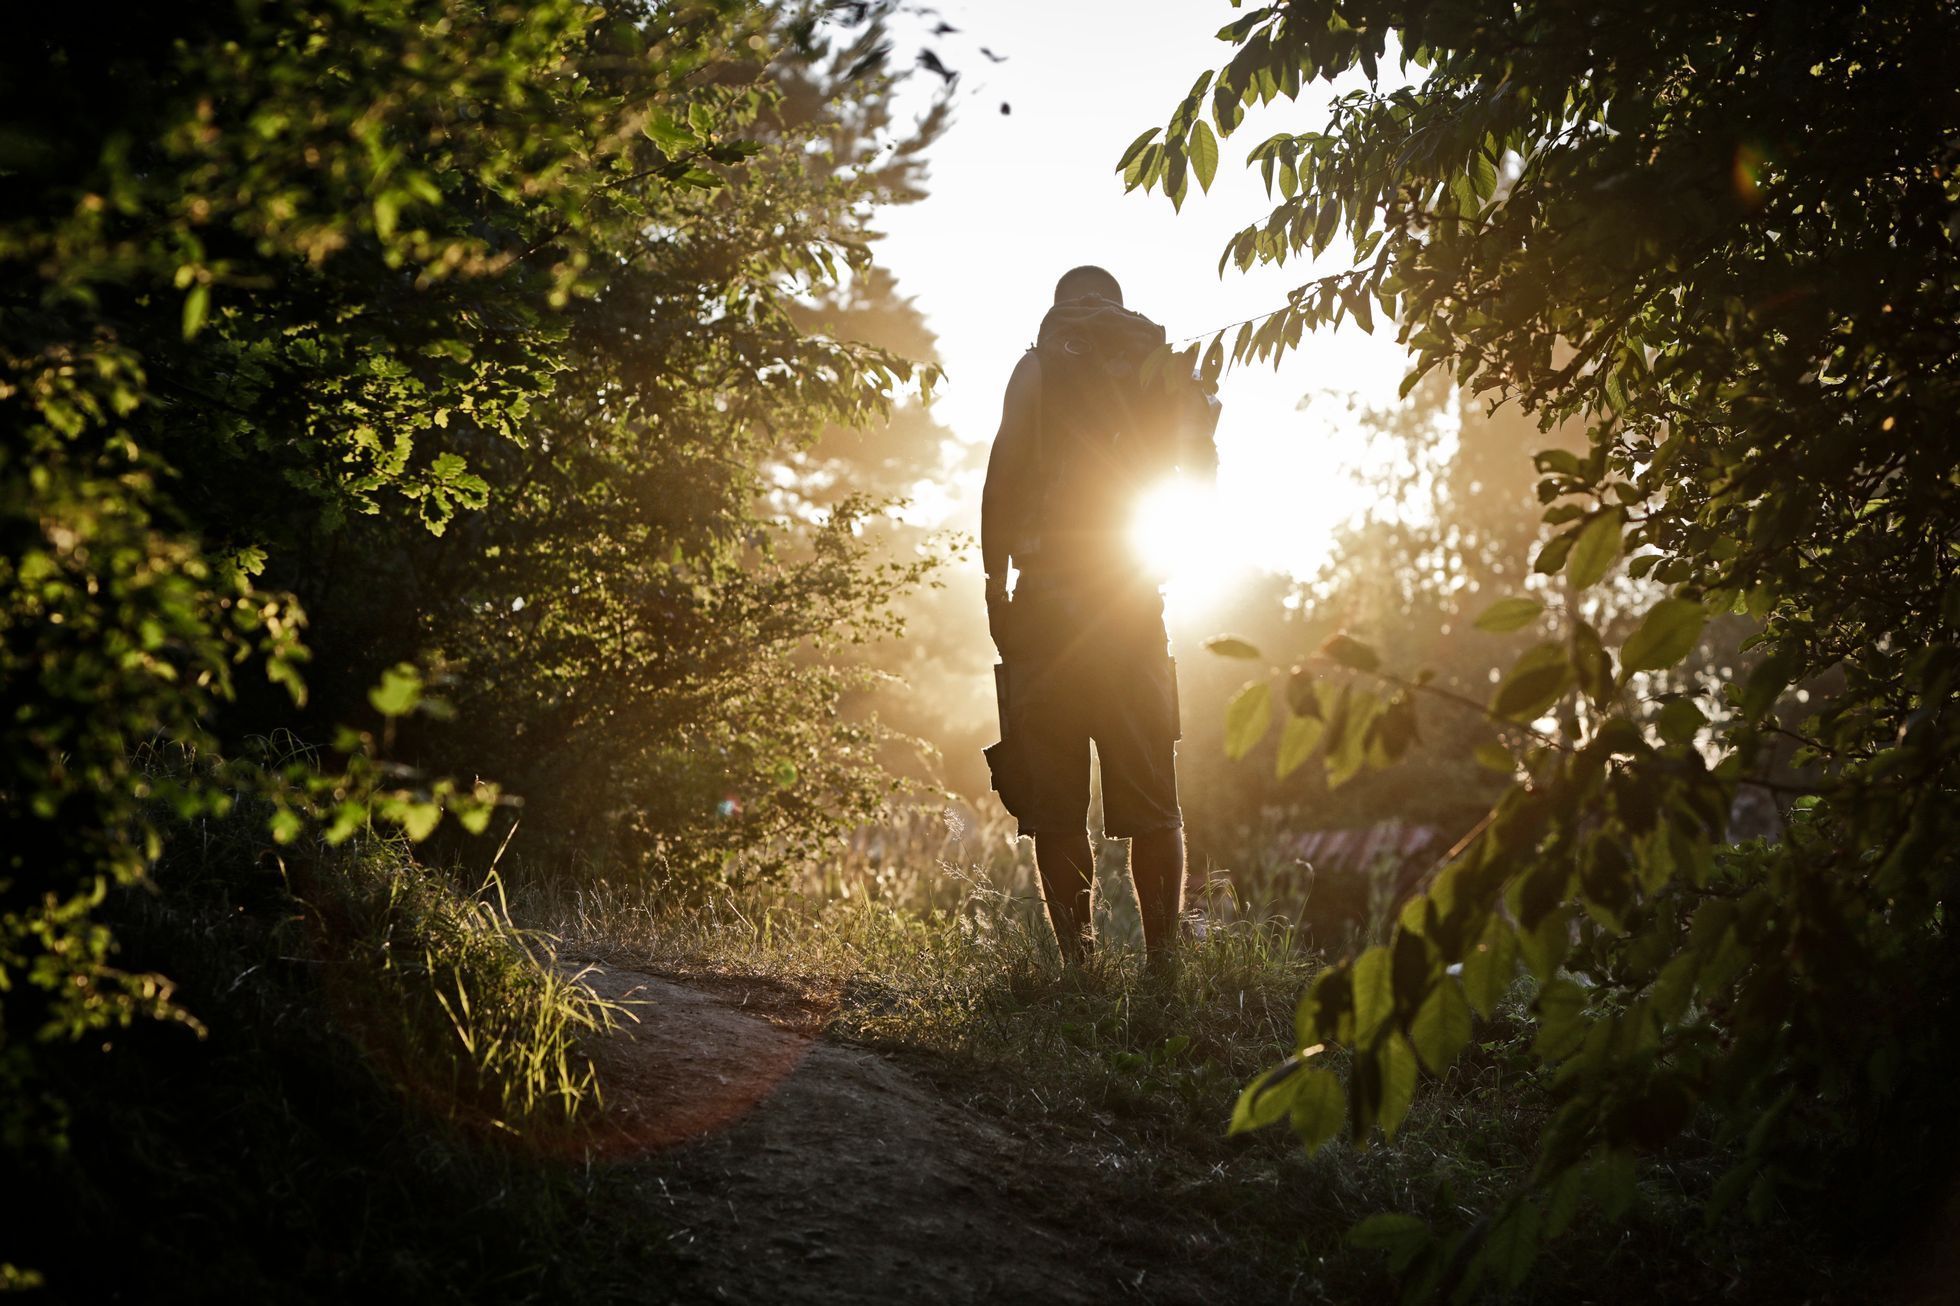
[1033,830,1094,965]
[1130,825,1185,959]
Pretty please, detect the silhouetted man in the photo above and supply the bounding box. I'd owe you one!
[981,266,1220,965]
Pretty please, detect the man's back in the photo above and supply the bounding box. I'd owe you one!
[980,267,1220,967]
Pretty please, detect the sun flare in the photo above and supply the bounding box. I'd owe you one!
[1130,477,1258,621]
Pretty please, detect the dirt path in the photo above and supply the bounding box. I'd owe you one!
[573,962,1239,1305]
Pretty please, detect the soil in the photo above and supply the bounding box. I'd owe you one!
[572,961,1276,1306]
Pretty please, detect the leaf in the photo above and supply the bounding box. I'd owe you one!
[1531,977,1589,1061]
[1410,978,1472,1073]
[368,663,423,718]
[268,806,304,845]
[1350,943,1394,1043]
[1228,1055,1308,1134]
[1286,665,1320,716]
[1650,951,1699,1025]
[1287,1068,1347,1151]
[1204,635,1262,659]
[1462,915,1518,1017]
[1533,528,1577,575]
[1656,697,1706,747]
[1474,740,1516,773]
[1318,632,1380,672]
[1347,1212,1432,1275]
[1115,127,1159,173]
[1376,1031,1419,1139]
[1275,712,1324,779]
[1484,1200,1543,1289]
[182,283,210,339]
[1491,642,1572,722]
[1534,448,1583,476]
[1188,119,1219,191]
[1621,598,1707,674]
[1474,597,1543,633]
[399,801,442,843]
[1223,680,1272,760]
[1567,509,1625,589]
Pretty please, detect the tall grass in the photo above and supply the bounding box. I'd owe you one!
[296,841,616,1132]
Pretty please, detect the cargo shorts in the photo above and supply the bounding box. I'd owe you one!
[983,581,1183,838]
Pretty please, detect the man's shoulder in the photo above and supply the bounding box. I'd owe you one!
[1002,349,1042,409]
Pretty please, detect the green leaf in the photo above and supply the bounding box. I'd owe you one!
[1188,119,1219,191]
[1410,978,1472,1073]
[1534,449,1583,476]
[1275,712,1324,779]
[1115,127,1159,173]
[268,806,304,845]
[399,801,441,843]
[1650,951,1700,1025]
[1287,1068,1346,1151]
[1351,943,1394,1043]
[1475,596,1543,633]
[1474,740,1516,773]
[1318,632,1380,672]
[1204,635,1262,659]
[1377,1031,1419,1139]
[1462,915,1518,1017]
[1347,1212,1431,1275]
[1484,1200,1543,1290]
[368,663,424,718]
[1531,977,1589,1061]
[182,283,210,339]
[1491,641,1572,722]
[1223,680,1272,760]
[1621,598,1707,674]
[1567,509,1625,589]
[1229,1055,1307,1134]
[1533,528,1577,575]
[1656,697,1706,747]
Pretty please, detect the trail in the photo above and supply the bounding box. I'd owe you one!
[573,962,1239,1305]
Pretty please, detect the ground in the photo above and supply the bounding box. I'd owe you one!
[575,960,1283,1305]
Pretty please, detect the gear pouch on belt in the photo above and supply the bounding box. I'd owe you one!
[983,661,1035,820]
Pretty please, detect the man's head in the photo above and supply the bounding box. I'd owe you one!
[1054,265,1123,306]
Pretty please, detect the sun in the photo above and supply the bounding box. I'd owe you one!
[1129,476,1258,621]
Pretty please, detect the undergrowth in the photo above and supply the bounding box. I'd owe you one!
[524,803,1867,1305]
[7,811,644,1305]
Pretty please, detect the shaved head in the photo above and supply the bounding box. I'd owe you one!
[1053,265,1123,305]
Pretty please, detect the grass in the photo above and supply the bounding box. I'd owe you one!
[12,800,1888,1303]
[519,802,1874,1304]
[8,812,647,1305]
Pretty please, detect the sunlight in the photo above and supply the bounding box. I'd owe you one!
[1130,476,1257,621]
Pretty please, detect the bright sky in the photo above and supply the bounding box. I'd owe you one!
[871,0,1415,612]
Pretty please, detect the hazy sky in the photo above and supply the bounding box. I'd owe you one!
[869,0,1415,600]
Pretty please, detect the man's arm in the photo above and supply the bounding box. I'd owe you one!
[981,350,1043,592]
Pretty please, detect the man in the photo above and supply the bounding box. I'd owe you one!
[981,265,1220,966]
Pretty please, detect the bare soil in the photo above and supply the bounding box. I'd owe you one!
[573,961,1283,1305]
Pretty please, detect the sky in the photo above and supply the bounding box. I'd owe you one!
[866,0,1417,609]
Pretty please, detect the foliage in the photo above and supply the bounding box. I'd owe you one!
[1,0,935,1159]
[7,820,642,1303]
[1132,0,1960,1294]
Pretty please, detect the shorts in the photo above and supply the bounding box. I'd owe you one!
[983,581,1183,838]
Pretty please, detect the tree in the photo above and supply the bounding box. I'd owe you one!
[0,0,936,1143]
[1128,0,1960,1292]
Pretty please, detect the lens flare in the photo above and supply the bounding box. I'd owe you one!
[1130,477,1254,620]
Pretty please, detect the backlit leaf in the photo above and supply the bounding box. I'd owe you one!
[1567,509,1625,589]
[1224,679,1272,760]
[1621,597,1707,674]
[1474,596,1543,633]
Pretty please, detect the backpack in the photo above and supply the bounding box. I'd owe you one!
[1024,296,1185,579]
